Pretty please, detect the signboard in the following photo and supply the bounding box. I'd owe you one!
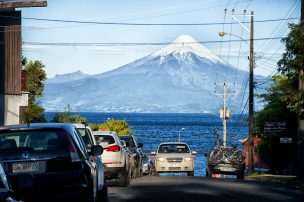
[280,137,292,144]
[264,122,286,133]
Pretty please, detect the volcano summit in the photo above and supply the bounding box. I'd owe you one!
[43,35,261,113]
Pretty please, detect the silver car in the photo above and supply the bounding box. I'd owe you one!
[151,142,197,176]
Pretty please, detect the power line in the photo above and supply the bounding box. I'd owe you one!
[21,37,285,47]
[214,9,228,106]
[232,13,246,91]
[0,14,299,26]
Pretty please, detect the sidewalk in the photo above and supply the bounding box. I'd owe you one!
[245,174,304,191]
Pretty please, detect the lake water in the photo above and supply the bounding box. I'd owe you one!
[45,112,248,176]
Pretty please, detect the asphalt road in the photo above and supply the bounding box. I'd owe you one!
[108,176,304,202]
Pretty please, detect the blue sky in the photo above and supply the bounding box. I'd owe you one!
[20,0,300,78]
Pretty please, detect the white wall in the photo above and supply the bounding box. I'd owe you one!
[0,93,28,126]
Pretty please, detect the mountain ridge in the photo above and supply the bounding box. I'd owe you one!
[43,35,266,113]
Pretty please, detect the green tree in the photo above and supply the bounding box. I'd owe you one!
[92,118,133,135]
[255,75,297,174]
[255,23,303,174]
[24,60,47,122]
[52,105,86,123]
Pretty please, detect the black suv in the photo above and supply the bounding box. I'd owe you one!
[206,146,246,179]
[0,123,103,201]
[119,135,143,178]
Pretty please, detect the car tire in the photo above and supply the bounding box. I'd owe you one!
[135,167,142,178]
[140,168,143,177]
[187,171,194,176]
[96,185,108,202]
[118,167,131,187]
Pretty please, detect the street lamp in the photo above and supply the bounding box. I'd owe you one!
[218,32,249,46]
[178,128,185,142]
[218,11,255,173]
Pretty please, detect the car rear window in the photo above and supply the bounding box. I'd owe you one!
[94,135,115,145]
[0,129,67,152]
[158,144,190,153]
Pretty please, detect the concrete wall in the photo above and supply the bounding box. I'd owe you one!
[0,93,28,126]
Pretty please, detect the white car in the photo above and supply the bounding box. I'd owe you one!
[151,142,197,176]
[93,130,131,187]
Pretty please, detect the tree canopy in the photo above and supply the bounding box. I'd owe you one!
[254,23,303,174]
[23,60,47,122]
[52,105,87,123]
[92,118,133,135]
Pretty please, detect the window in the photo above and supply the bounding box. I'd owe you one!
[94,135,115,145]
[76,128,93,149]
[0,129,67,151]
[158,144,190,153]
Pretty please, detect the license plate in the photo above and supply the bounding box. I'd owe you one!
[12,162,40,173]
[220,167,235,172]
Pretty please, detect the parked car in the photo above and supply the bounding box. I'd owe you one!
[142,154,155,175]
[0,123,103,201]
[206,146,246,179]
[119,135,144,178]
[93,130,131,187]
[151,142,197,176]
[74,124,108,201]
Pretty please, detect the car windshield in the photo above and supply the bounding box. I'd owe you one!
[119,136,136,147]
[158,144,190,153]
[94,135,115,145]
[0,129,67,151]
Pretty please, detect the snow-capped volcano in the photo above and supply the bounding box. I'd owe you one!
[153,35,221,63]
[42,35,266,112]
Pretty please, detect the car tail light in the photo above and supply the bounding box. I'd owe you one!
[106,145,120,152]
[64,131,81,162]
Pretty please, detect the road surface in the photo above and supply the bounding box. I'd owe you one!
[108,176,304,202]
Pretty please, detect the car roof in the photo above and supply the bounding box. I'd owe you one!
[73,123,86,128]
[92,130,117,136]
[0,123,75,131]
[159,142,189,145]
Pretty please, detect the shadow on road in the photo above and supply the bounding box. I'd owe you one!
[108,176,304,202]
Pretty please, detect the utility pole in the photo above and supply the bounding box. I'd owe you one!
[216,83,233,147]
[248,11,255,174]
[298,0,304,180]
[220,10,255,173]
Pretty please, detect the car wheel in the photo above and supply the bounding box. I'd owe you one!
[118,167,131,187]
[127,168,131,185]
[135,167,141,178]
[187,171,194,176]
[140,168,143,177]
[96,185,108,202]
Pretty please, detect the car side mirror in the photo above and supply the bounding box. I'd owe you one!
[150,151,156,155]
[137,143,143,148]
[99,142,109,149]
[192,151,198,155]
[90,145,103,156]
